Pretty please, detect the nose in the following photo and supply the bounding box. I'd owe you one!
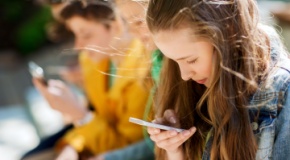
[178,63,194,81]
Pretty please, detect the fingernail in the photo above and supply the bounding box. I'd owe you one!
[169,117,176,124]
[154,129,159,133]
[191,127,196,132]
[183,131,190,136]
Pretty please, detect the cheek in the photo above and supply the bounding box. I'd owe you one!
[129,23,146,37]
[196,62,212,77]
[91,34,112,47]
[129,26,140,37]
[138,24,149,35]
[200,53,215,77]
[205,64,213,77]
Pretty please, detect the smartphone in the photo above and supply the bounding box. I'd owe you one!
[28,61,48,86]
[129,117,184,132]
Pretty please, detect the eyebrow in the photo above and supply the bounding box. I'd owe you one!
[176,56,191,61]
[128,14,143,21]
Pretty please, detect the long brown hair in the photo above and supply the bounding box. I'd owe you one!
[147,0,270,160]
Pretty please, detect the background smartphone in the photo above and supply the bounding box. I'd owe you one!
[28,61,48,86]
[129,117,184,132]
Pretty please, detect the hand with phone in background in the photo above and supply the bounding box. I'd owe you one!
[46,52,84,89]
[145,109,196,157]
[29,61,48,86]
[29,61,88,123]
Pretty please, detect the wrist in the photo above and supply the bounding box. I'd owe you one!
[166,147,184,160]
[73,111,93,127]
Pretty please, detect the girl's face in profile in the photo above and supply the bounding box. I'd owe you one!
[66,16,113,61]
[117,1,150,44]
[153,28,215,87]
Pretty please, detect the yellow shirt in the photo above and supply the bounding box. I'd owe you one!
[62,39,151,154]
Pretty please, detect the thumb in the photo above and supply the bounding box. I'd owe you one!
[163,109,180,128]
[33,78,47,94]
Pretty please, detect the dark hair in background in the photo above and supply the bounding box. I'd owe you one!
[60,0,116,29]
[35,0,73,42]
[46,21,73,43]
[38,0,64,6]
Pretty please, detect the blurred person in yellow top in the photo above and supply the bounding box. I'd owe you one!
[23,0,151,160]
[88,0,165,160]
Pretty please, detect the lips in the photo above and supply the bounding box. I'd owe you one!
[195,78,207,84]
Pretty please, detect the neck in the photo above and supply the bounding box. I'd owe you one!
[145,39,157,52]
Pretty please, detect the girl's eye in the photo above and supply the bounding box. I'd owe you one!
[134,20,143,26]
[79,33,92,40]
[187,58,198,64]
[83,34,92,39]
[129,18,143,27]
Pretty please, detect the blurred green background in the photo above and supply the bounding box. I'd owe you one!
[0,0,53,56]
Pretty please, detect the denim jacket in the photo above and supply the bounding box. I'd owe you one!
[202,29,290,160]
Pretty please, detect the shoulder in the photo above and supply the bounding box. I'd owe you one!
[259,24,290,93]
[249,58,290,116]
[255,58,290,101]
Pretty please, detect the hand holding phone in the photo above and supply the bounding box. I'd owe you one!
[28,61,48,86]
[129,117,184,132]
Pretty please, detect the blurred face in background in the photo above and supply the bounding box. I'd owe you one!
[66,16,114,62]
[116,1,151,45]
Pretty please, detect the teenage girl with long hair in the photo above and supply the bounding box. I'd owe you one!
[146,0,290,159]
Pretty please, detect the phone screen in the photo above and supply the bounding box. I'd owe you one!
[129,117,184,132]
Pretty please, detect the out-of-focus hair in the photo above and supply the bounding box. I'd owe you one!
[61,0,116,30]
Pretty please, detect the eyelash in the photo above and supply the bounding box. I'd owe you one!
[187,59,197,64]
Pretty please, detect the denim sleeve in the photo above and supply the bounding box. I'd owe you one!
[272,86,290,159]
[104,139,155,160]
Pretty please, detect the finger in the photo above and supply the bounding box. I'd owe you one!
[33,78,46,90]
[155,127,196,151]
[147,126,161,135]
[153,117,166,124]
[48,79,65,89]
[47,86,62,96]
[157,127,196,148]
[33,78,50,97]
[150,130,178,142]
[164,109,179,125]
[47,80,69,95]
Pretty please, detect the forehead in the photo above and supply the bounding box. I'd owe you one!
[117,1,145,19]
[152,29,195,59]
[153,28,194,48]
[66,16,101,29]
[153,28,211,59]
